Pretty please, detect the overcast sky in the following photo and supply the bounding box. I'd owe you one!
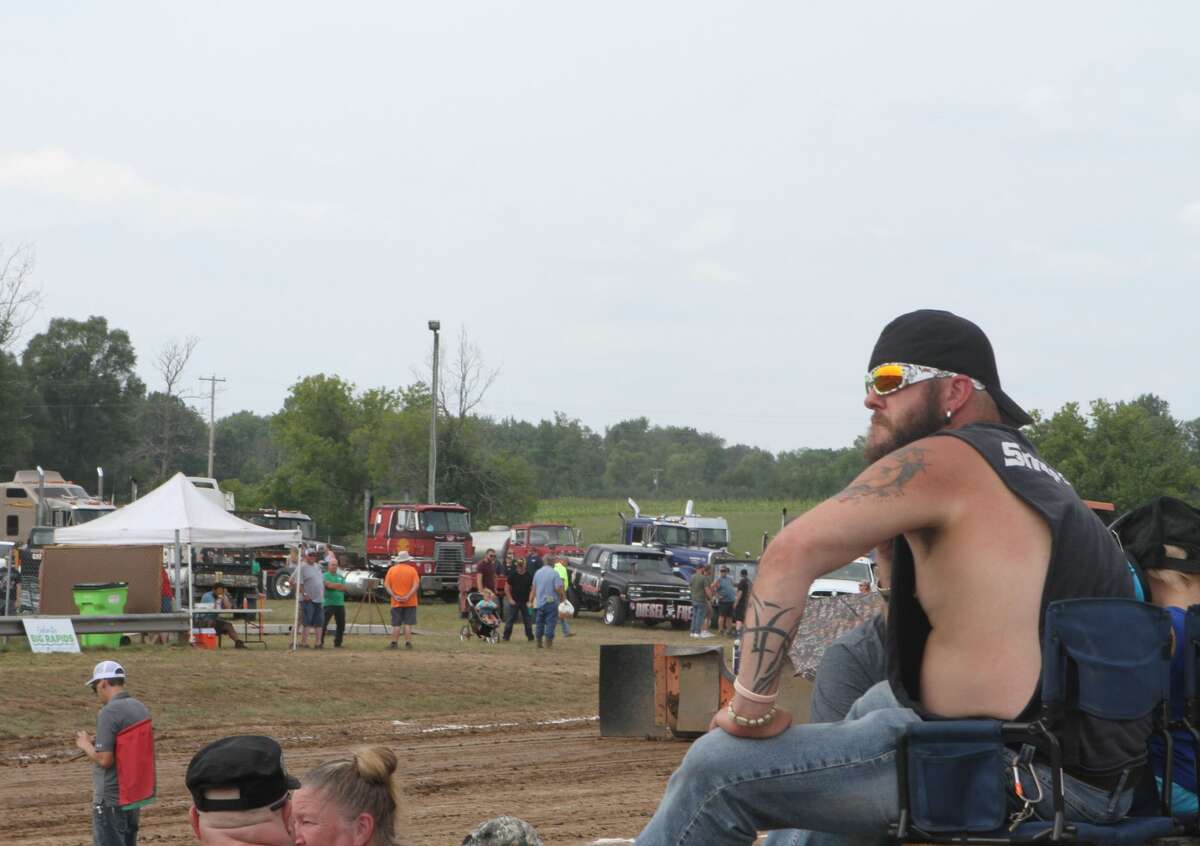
[1,3,1197,452]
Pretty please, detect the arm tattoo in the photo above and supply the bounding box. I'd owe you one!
[741,595,800,695]
[836,445,929,503]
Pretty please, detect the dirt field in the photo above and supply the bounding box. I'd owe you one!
[0,603,705,845]
[0,712,688,845]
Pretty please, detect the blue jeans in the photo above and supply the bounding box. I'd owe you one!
[689,601,708,635]
[93,802,139,846]
[638,682,1134,846]
[535,602,559,641]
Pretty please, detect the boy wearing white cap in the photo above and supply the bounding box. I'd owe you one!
[76,660,152,845]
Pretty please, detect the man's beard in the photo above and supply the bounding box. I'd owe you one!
[863,387,945,464]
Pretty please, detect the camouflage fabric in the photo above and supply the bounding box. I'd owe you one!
[788,593,885,681]
[461,816,544,846]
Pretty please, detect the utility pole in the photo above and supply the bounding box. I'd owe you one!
[427,320,440,503]
[200,374,226,478]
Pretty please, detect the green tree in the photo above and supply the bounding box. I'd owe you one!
[265,375,371,540]
[1028,394,1200,510]
[1024,403,1091,488]
[214,411,279,485]
[126,392,208,483]
[1083,397,1199,509]
[718,448,776,496]
[22,316,144,484]
[0,351,34,479]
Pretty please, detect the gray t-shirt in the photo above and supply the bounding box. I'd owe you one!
[809,613,888,724]
[715,576,736,603]
[297,562,325,603]
[93,691,151,803]
[531,565,561,607]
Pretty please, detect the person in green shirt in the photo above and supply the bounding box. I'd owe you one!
[320,552,348,648]
[552,558,575,638]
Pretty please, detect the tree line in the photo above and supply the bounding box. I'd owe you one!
[4,305,1199,545]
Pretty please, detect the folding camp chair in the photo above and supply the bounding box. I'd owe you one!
[1157,604,1200,833]
[892,598,1176,844]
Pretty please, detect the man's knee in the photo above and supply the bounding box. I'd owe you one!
[845,681,899,721]
[676,727,740,783]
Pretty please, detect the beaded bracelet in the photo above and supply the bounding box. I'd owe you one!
[733,678,778,704]
[727,702,778,728]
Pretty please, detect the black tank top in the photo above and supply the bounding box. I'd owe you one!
[886,423,1144,780]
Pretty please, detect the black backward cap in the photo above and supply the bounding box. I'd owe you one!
[868,309,1032,427]
[186,735,301,812]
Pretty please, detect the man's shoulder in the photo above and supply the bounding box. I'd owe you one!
[101,693,150,722]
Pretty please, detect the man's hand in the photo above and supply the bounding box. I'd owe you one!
[709,702,793,739]
[75,730,94,753]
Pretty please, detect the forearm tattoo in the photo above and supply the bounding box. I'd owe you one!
[836,445,929,502]
[741,595,800,695]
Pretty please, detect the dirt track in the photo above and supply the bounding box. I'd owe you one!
[0,712,689,845]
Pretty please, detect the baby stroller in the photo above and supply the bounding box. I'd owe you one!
[459,591,501,644]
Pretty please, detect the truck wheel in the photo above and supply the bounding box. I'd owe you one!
[271,570,294,600]
[603,595,626,626]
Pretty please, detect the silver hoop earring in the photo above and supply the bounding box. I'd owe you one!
[944,410,952,423]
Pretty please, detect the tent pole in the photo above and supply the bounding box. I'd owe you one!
[173,530,182,612]
[174,530,184,645]
[292,545,301,651]
[187,542,194,644]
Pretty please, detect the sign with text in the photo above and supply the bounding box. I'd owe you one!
[22,618,81,653]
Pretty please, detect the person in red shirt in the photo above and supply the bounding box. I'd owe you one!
[156,568,175,645]
[475,549,498,594]
[384,552,419,650]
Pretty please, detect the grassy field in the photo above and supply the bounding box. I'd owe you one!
[533,497,818,557]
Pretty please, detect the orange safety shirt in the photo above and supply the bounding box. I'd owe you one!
[385,563,419,608]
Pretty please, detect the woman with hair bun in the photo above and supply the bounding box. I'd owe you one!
[292,746,403,846]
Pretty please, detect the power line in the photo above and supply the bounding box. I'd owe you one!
[200,375,226,477]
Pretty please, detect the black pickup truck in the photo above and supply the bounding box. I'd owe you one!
[567,544,692,627]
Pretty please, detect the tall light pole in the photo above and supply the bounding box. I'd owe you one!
[427,320,440,503]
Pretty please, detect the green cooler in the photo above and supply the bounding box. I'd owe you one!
[72,582,129,648]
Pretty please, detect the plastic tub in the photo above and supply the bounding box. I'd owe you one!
[72,582,129,649]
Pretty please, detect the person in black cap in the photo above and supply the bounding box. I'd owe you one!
[186,735,300,846]
[637,310,1139,845]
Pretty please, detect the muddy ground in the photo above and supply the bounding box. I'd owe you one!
[0,710,688,845]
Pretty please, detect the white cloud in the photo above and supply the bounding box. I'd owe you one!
[0,148,151,203]
[1181,201,1200,232]
[1020,85,1065,117]
[0,148,342,233]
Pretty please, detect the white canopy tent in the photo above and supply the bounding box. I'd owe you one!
[55,472,301,547]
[54,472,303,647]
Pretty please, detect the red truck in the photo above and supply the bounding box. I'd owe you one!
[456,522,583,612]
[366,502,474,598]
[507,522,584,563]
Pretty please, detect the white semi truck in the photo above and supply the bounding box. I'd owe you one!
[0,469,116,544]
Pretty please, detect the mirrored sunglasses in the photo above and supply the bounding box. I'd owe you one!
[865,362,985,397]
